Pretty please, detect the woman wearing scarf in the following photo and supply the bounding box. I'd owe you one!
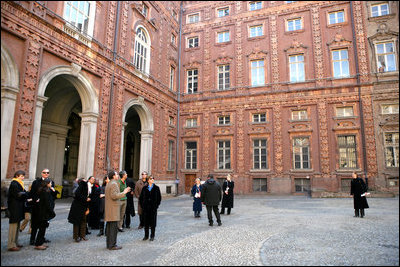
[139,175,161,241]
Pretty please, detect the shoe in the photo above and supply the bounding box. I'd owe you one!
[125,226,130,229]
[17,244,23,248]
[118,228,124,232]
[81,237,89,241]
[19,229,23,232]
[109,246,122,250]
[97,231,104,237]
[44,239,51,243]
[142,236,149,241]
[8,247,20,251]
[218,222,222,226]
[30,240,35,246]
[86,231,91,235]
[74,238,81,243]
[34,245,47,250]
[209,222,213,226]
[149,237,154,241]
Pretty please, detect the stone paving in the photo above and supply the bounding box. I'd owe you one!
[1,195,399,266]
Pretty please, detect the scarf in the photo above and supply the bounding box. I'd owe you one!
[12,178,24,189]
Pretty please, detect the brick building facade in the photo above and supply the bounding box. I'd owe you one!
[1,1,398,196]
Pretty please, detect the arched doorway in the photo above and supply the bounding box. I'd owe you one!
[122,109,141,180]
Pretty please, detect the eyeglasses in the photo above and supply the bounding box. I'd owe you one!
[149,178,154,180]
[42,172,50,174]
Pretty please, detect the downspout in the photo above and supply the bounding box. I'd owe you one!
[175,1,184,196]
[106,1,121,171]
[350,1,368,187]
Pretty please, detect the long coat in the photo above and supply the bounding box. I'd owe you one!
[201,178,222,206]
[134,179,147,215]
[191,184,203,212]
[88,183,101,228]
[350,177,369,209]
[125,178,136,217]
[221,180,234,209]
[31,189,55,228]
[7,180,27,223]
[139,184,161,227]
[68,180,89,225]
[104,179,126,222]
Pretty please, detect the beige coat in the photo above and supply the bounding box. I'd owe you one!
[134,179,147,215]
[104,179,126,222]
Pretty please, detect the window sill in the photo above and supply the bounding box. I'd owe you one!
[284,29,305,35]
[215,41,232,46]
[327,21,348,28]
[368,13,396,22]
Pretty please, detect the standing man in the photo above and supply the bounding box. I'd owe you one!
[139,175,161,241]
[124,175,136,229]
[105,170,131,250]
[350,171,369,218]
[134,171,149,229]
[118,171,128,232]
[201,174,222,226]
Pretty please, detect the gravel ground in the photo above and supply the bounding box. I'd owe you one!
[1,195,399,266]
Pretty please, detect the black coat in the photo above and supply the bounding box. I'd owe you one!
[7,180,27,223]
[88,183,101,228]
[221,180,234,208]
[125,178,136,217]
[201,178,222,206]
[31,177,57,211]
[350,178,369,209]
[68,180,89,225]
[31,189,55,227]
[139,184,161,227]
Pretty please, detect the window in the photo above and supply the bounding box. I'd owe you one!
[336,106,354,117]
[253,139,268,169]
[172,10,177,20]
[287,18,302,31]
[218,116,230,125]
[187,69,198,94]
[382,104,399,114]
[188,37,199,48]
[341,178,352,192]
[169,116,174,126]
[218,141,231,169]
[293,137,310,169]
[217,7,229,17]
[217,31,230,43]
[186,118,198,128]
[253,113,266,123]
[332,49,350,78]
[249,25,263,37]
[295,178,310,193]
[169,66,175,90]
[249,1,262,11]
[134,27,150,73]
[218,64,230,90]
[63,1,95,36]
[376,42,397,72]
[286,1,297,3]
[251,60,265,86]
[338,135,357,169]
[188,13,199,23]
[142,4,148,17]
[185,142,197,169]
[384,133,399,167]
[253,178,267,192]
[291,110,308,120]
[328,10,345,24]
[168,140,174,170]
[371,2,389,17]
[289,54,305,82]
[171,34,176,45]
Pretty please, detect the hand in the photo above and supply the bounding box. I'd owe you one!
[100,194,105,198]
[87,198,91,202]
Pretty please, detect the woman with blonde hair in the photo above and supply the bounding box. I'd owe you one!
[191,178,203,218]
[221,174,234,215]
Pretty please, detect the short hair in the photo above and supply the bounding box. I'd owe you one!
[207,174,214,179]
[108,171,116,180]
[88,176,94,180]
[141,171,148,175]
[119,170,127,178]
[14,170,25,178]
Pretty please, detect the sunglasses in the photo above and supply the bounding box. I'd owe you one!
[42,172,50,174]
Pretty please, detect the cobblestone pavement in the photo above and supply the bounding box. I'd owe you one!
[1,195,399,266]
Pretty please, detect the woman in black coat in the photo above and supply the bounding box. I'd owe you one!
[139,175,161,241]
[191,178,203,218]
[350,172,369,218]
[68,178,89,242]
[97,176,109,236]
[221,174,234,215]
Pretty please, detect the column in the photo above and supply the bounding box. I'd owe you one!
[77,112,98,179]
[139,130,153,177]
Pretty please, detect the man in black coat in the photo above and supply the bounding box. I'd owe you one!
[124,177,136,228]
[201,174,222,226]
[350,171,369,218]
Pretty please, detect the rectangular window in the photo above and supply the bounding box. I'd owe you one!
[332,49,350,78]
[218,141,231,169]
[253,139,268,169]
[186,118,198,128]
[187,69,198,94]
[338,135,357,169]
[188,37,199,48]
[382,104,399,114]
[253,178,267,192]
[291,110,308,120]
[295,178,310,193]
[188,13,200,23]
[217,7,229,17]
[185,142,197,169]
[249,25,263,37]
[341,178,352,192]
[289,54,305,82]
[253,113,266,123]
[371,3,389,17]
[142,4,148,17]
[218,64,230,90]
[376,42,397,72]
[217,31,230,43]
[64,1,92,34]
[169,66,175,90]
[251,60,265,86]
[328,10,345,24]
[218,116,230,125]
[287,18,302,31]
[249,1,262,11]
[293,137,310,169]
[384,133,399,167]
[171,34,176,45]
[168,140,174,170]
[336,106,354,117]
[169,116,174,126]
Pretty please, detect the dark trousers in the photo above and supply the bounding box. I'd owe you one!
[206,205,221,224]
[124,211,131,228]
[73,215,87,239]
[139,214,144,227]
[221,207,231,214]
[35,221,47,246]
[105,221,118,249]
[30,226,38,244]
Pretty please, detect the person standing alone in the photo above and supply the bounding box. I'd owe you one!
[221,174,234,215]
[350,171,369,218]
[139,175,161,241]
[201,174,222,226]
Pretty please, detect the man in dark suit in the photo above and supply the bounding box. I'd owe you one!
[201,174,222,226]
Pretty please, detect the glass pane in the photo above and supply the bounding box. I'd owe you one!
[337,12,344,22]
[342,61,349,76]
[341,50,348,59]
[332,50,340,61]
[329,13,335,23]
[376,44,384,54]
[333,62,341,77]
[387,55,396,71]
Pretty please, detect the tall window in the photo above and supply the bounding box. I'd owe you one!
[168,140,174,170]
[187,69,198,94]
[332,49,350,78]
[287,18,302,31]
[188,37,199,48]
[371,2,389,17]
[289,54,305,82]
[134,27,150,73]
[293,137,310,169]
[63,1,95,35]
[185,142,197,169]
[218,141,231,169]
[253,139,268,169]
[169,66,175,90]
[218,64,230,90]
[338,135,357,169]
[376,42,397,72]
[249,25,263,37]
[249,1,262,11]
[217,7,229,17]
[336,106,354,117]
[217,31,230,43]
[384,133,399,167]
[328,10,345,24]
[251,60,265,86]
[188,13,199,23]
[382,104,399,114]
[291,110,308,120]
[142,4,149,17]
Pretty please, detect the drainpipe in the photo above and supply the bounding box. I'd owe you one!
[350,1,368,188]
[106,1,121,171]
[175,1,183,196]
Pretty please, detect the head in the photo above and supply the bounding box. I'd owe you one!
[108,170,118,180]
[119,170,127,180]
[352,171,358,179]
[148,175,154,185]
[227,174,232,181]
[195,178,201,185]
[41,168,50,178]
[207,174,214,180]
[14,170,26,180]
[141,171,148,181]
[38,178,52,194]
[102,176,110,186]
[88,176,95,184]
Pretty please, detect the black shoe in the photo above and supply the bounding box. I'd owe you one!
[30,240,35,245]
[44,239,51,243]
[74,237,81,243]
[142,236,149,241]
[97,231,104,237]
[125,226,130,229]
[118,228,124,232]
[209,222,213,226]
[149,237,154,241]
[86,231,91,235]
[218,222,222,226]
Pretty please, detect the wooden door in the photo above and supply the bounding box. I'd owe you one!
[185,174,196,194]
